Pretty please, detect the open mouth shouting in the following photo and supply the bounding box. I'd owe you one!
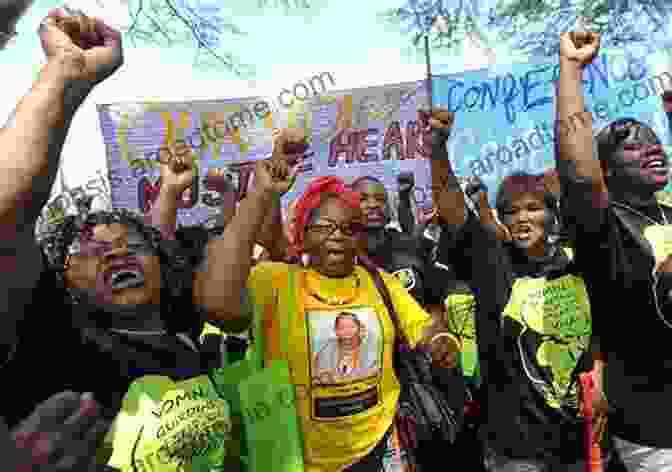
[643,155,668,172]
[365,210,385,225]
[105,259,146,291]
[512,224,539,244]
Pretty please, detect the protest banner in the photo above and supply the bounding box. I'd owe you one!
[432,47,672,203]
[97,48,672,226]
[97,81,434,226]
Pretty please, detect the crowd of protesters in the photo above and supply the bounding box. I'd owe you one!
[3,2,672,471]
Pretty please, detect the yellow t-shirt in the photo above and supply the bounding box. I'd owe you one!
[247,262,433,472]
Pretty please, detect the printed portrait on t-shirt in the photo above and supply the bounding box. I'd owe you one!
[308,308,382,387]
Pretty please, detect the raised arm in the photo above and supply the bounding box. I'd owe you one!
[203,168,238,231]
[0,13,122,232]
[556,32,608,234]
[253,128,306,261]
[663,91,672,137]
[429,109,469,230]
[193,159,295,332]
[146,140,196,240]
[0,11,122,353]
[397,172,416,234]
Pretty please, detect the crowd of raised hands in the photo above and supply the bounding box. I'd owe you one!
[3,2,672,471]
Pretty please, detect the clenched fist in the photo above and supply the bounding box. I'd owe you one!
[425,107,455,148]
[662,91,672,113]
[428,333,461,370]
[254,159,297,197]
[272,128,309,166]
[559,31,600,67]
[158,141,196,194]
[397,172,415,194]
[39,9,123,86]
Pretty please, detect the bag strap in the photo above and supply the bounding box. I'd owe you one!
[281,264,297,359]
[249,285,264,371]
[360,261,410,349]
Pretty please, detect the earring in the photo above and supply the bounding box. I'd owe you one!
[301,253,310,267]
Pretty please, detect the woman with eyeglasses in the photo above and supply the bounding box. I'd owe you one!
[245,164,463,471]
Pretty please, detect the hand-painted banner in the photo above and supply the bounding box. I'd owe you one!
[432,47,672,204]
[97,47,672,227]
[97,82,434,226]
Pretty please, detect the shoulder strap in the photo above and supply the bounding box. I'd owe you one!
[281,264,297,359]
[360,262,410,348]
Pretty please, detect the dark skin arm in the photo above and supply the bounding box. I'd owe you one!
[428,109,469,230]
[0,12,122,353]
[556,31,608,234]
[428,110,510,241]
[558,31,611,442]
[193,159,296,332]
[147,140,196,240]
[418,315,460,370]
[580,337,609,445]
[254,128,306,261]
[397,172,416,235]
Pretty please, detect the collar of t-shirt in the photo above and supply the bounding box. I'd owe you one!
[508,244,570,279]
[67,289,199,352]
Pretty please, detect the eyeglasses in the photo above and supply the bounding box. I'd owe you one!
[66,237,154,262]
[306,221,364,237]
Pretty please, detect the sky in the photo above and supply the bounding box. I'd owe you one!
[0,0,510,191]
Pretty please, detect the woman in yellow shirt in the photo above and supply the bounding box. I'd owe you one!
[247,171,461,472]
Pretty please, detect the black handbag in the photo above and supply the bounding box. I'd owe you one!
[361,263,464,467]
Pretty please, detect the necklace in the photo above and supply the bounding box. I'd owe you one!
[304,270,361,306]
[612,200,670,226]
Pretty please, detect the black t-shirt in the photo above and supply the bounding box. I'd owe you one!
[442,214,596,462]
[561,176,672,447]
[0,248,208,428]
[366,228,450,307]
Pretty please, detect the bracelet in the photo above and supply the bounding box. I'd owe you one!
[430,332,457,345]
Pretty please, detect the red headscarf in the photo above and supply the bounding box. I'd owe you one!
[291,176,361,254]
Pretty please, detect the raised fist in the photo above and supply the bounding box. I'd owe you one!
[272,128,309,166]
[39,9,123,86]
[559,31,600,67]
[425,107,455,146]
[158,140,196,194]
[662,91,672,113]
[254,158,297,197]
[397,172,415,194]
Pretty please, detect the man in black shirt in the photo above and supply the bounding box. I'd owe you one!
[556,31,672,470]
[350,175,451,309]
